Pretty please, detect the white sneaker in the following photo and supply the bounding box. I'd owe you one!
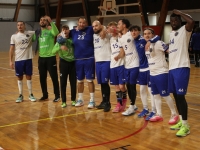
[75,99,84,107]
[122,105,138,116]
[29,94,36,102]
[87,101,95,109]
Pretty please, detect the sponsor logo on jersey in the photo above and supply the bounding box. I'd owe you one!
[26,34,30,37]
[169,49,178,54]
[175,32,179,36]
[127,39,131,43]
[140,44,144,48]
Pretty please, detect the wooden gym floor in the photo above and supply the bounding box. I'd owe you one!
[0,51,199,150]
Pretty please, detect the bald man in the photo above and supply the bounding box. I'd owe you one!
[92,21,111,112]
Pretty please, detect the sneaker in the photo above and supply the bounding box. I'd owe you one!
[112,102,123,113]
[170,121,182,130]
[96,101,106,109]
[53,97,60,102]
[88,101,95,109]
[61,102,67,108]
[104,102,111,112]
[122,105,138,116]
[39,96,48,100]
[71,100,76,106]
[138,109,149,118]
[168,115,179,125]
[29,94,36,102]
[121,99,127,111]
[149,115,163,122]
[146,112,156,121]
[176,125,190,137]
[75,99,84,107]
[16,95,23,103]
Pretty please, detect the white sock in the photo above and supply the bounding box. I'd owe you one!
[154,94,162,116]
[182,120,188,126]
[163,96,177,115]
[140,85,148,110]
[27,80,32,95]
[148,87,156,112]
[78,93,83,100]
[17,80,23,95]
[90,93,94,101]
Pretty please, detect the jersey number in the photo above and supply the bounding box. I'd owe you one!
[169,39,174,45]
[112,43,118,49]
[22,39,28,44]
[124,45,128,50]
[78,35,84,40]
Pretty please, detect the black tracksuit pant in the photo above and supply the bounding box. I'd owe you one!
[38,56,60,98]
[59,59,76,102]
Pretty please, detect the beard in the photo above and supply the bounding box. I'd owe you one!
[94,29,101,34]
[40,24,46,28]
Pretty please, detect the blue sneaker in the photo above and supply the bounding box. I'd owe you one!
[145,112,156,120]
[138,109,149,118]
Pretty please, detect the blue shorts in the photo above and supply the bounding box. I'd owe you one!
[150,73,169,96]
[168,67,190,95]
[137,70,150,86]
[96,61,110,84]
[15,59,32,76]
[75,58,95,80]
[124,67,139,84]
[110,65,125,85]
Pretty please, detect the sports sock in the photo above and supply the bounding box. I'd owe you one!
[90,93,94,102]
[27,80,32,95]
[148,87,156,112]
[154,94,162,116]
[78,93,83,100]
[140,85,148,109]
[18,80,23,95]
[163,95,177,115]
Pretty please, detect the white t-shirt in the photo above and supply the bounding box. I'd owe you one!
[118,31,139,69]
[145,40,169,76]
[168,25,192,70]
[10,31,35,61]
[110,36,124,68]
[93,33,111,62]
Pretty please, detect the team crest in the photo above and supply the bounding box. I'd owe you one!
[127,39,131,43]
[175,32,178,36]
[82,32,86,36]
[26,34,30,37]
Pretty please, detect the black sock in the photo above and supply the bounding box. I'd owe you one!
[129,84,137,105]
[101,83,110,103]
[173,93,182,115]
[122,90,127,99]
[177,94,188,120]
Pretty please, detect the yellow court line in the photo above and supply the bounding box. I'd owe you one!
[0,109,102,128]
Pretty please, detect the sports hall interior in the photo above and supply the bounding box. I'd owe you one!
[0,0,199,149]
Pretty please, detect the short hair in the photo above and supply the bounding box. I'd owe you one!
[129,25,141,32]
[78,17,87,21]
[119,19,131,28]
[107,21,117,27]
[170,13,182,22]
[62,25,69,30]
[17,21,25,25]
[143,27,155,34]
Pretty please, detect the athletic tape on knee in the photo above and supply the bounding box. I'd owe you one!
[77,80,84,83]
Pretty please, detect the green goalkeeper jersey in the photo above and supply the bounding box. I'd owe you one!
[52,38,75,62]
[39,22,59,57]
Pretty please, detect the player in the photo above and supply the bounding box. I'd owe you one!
[52,25,76,108]
[9,21,36,102]
[36,16,60,102]
[143,28,179,124]
[168,9,194,137]
[92,20,111,111]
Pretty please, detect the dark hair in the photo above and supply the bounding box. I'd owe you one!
[62,25,69,29]
[143,27,155,34]
[195,27,200,33]
[170,13,182,22]
[119,19,131,28]
[129,25,141,32]
[17,21,25,25]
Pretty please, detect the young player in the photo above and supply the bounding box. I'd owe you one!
[168,9,194,137]
[92,20,111,111]
[9,21,36,102]
[52,25,76,108]
[143,28,179,124]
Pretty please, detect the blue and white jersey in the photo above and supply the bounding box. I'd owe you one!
[145,40,169,76]
[118,31,139,69]
[93,33,111,62]
[10,31,35,61]
[70,26,94,60]
[168,25,192,70]
[110,36,124,68]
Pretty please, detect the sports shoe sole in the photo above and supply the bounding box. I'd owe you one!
[29,98,36,102]
[176,131,190,137]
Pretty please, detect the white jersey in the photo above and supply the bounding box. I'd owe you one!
[10,31,35,61]
[145,41,169,76]
[168,25,192,70]
[93,33,111,62]
[118,31,139,69]
[110,36,124,68]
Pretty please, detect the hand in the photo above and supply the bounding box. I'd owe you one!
[10,62,14,69]
[114,55,119,61]
[61,45,68,51]
[145,41,151,51]
[172,9,182,15]
[44,15,52,23]
[99,27,107,39]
